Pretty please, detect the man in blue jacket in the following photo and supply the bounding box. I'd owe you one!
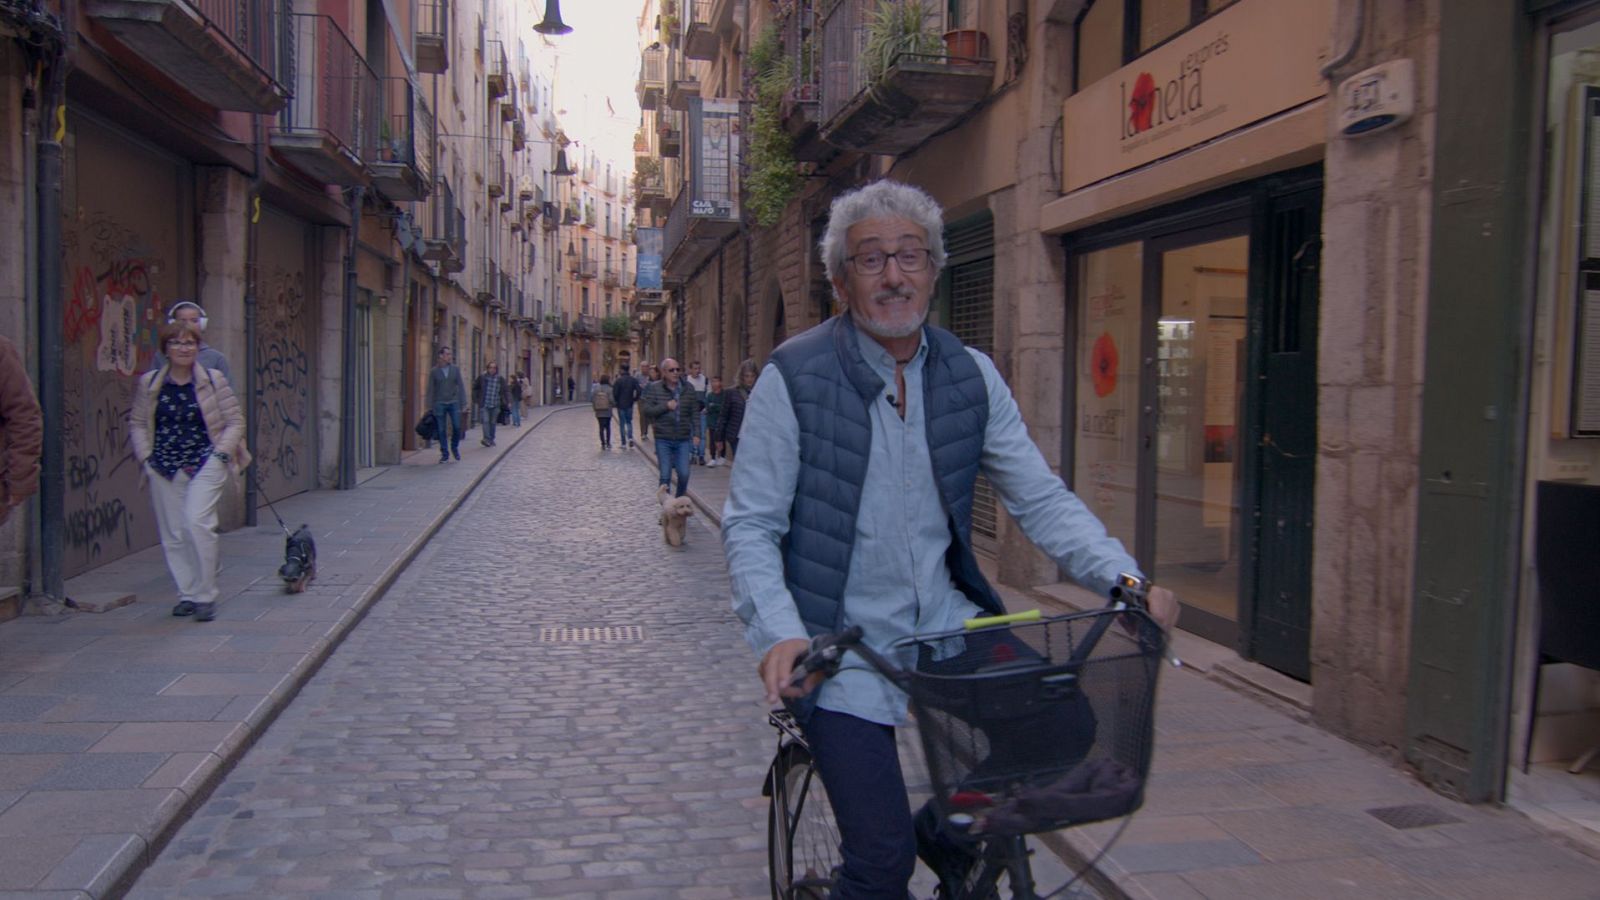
[723,180,1179,898]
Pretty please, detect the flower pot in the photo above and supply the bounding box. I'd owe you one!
[943,29,989,64]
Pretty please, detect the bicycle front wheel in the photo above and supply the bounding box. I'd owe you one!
[768,742,841,900]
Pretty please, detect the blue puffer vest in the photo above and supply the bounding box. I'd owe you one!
[768,314,1006,643]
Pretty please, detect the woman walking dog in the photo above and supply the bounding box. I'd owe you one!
[130,321,250,622]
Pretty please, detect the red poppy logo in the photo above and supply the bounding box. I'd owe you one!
[1128,72,1157,133]
[1091,332,1119,398]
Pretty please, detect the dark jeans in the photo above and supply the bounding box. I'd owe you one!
[597,415,612,447]
[802,709,918,899]
[617,407,635,445]
[655,437,691,496]
[433,402,462,458]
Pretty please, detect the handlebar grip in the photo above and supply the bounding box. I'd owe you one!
[963,608,1042,630]
[787,626,864,687]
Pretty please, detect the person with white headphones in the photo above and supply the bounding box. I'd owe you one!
[150,301,231,384]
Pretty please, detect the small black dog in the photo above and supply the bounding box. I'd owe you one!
[278,524,317,593]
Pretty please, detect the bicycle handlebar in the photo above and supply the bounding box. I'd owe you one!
[784,573,1169,691]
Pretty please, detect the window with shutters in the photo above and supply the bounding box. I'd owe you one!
[943,213,999,546]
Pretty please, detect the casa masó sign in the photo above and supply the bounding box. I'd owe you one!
[1061,0,1330,194]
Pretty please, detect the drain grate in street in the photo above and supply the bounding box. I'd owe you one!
[539,625,645,643]
[1365,804,1464,830]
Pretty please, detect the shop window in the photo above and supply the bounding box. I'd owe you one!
[1075,0,1240,90]
[1071,241,1142,549]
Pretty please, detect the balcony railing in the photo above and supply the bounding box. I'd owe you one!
[683,0,717,60]
[819,0,995,154]
[271,13,377,186]
[658,109,683,158]
[370,78,435,202]
[667,50,700,111]
[572,314,601,336]
[602,267,620,287]
[578,256,598,279]
[487,39,508,99]
[487,152,505,199]
[417,0,448,74]
[511,118,527,151]
[88,0,286,112]
[780,1,830,161]
[638,46,666,111]
[500,78,518,121]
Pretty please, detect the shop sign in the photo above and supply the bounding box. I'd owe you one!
[635,226,663,290]
[1061,0,1331,194]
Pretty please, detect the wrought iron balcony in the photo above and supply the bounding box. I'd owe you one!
[658,109,683,158]
[416,0,448,74]
[487,152,505,199]
[370,78,435,202]
[541,315,566,337]
[487,39,509,99]
[511,118,527,151]
[602,267,620,287]
[270,13,377,186]
[569,314,599,336]
[781,2,831,162]
[634,290,668,313]
[88,0,285,113]
[667,51,700,111]
[577,256,598,279]
[683,0,717,60]
[638,46,665,111]
[818,0,994,155]
[500,78,518,122]
[542,201,560,231]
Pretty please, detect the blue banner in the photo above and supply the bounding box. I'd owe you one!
[635,227,663,290]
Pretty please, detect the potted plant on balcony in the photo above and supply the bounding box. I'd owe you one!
[865,0,941,86]
[941,0,988,64]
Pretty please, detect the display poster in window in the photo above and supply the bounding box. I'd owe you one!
[1074,244,1141,547]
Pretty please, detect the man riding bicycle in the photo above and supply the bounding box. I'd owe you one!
[723,180,1180,899]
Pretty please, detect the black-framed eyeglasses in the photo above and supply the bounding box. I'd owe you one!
[845,248,932,276]
[665,366,681,372]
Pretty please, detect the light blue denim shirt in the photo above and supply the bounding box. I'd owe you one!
[724,326,1141,727]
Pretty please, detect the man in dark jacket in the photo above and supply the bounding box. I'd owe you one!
[640,357,703,497]
[424,347,469,462]
[611,365,641,449]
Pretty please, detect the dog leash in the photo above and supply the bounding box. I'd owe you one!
[256,485,296,538]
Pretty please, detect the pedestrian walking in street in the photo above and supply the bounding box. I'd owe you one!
[473,361,507,447]
[0,334,43,525]
[685,360,708,465]
[722,180,1180,898]
[717,359,756,464]
[426,347,469,462]
[612,364,640,449]
[129,321,250,623]
[704,375,725,467]
[639,364,661,443]
[150,301,231,383]
[640,357,703,498]
[567,375,576,402]
[507,374,523,426]
[592,373,615,449]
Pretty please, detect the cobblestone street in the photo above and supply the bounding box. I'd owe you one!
[128,410,773,898]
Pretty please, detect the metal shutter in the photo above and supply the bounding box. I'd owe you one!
[944,215,997,544]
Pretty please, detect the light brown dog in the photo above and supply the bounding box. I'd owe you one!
[657,486,694,546]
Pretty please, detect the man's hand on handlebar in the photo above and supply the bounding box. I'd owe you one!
[759,637,821,706]
[1146,585,1180,632]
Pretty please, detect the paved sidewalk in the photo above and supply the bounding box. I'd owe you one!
[0,404,585,899]
[641,445,1600,899]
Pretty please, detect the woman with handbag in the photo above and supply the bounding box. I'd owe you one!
[592,373,615,450]
[129,321,250,623]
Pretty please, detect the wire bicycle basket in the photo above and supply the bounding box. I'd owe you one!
[894,608,1166,838]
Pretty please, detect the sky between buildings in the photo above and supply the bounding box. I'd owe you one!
[547,0,647,169]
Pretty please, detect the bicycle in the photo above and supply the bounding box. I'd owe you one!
[763,574,1169,900]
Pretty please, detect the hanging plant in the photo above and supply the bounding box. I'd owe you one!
[745,24,799,228]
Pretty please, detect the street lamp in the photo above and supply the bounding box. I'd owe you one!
[534,0,573,35]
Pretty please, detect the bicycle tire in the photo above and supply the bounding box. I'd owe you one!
[767,742,841,900]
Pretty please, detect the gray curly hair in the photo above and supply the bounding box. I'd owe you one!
[818,180,947,287]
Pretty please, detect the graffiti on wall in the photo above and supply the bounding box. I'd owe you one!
[61,214,167,573]
[255,268,312,499]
